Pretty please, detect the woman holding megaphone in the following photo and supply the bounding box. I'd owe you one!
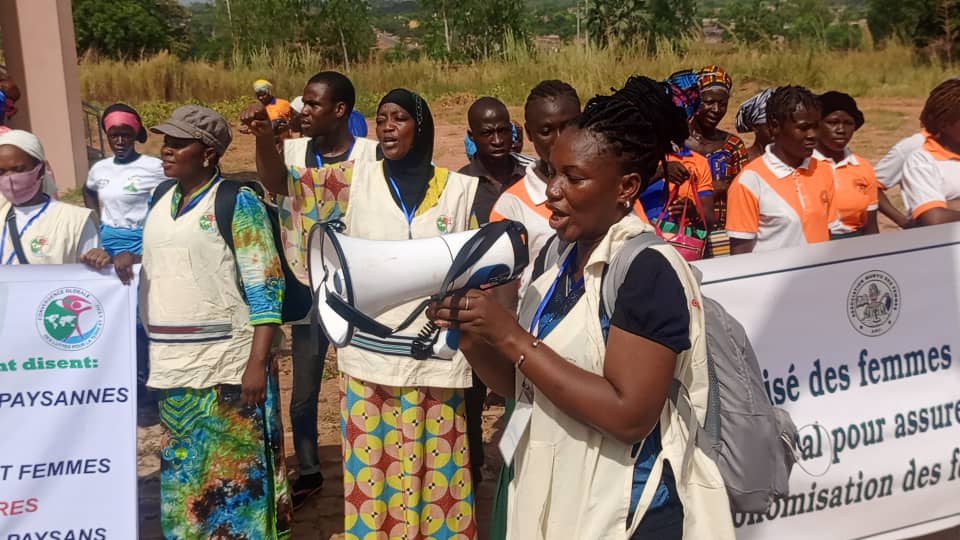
[271,89,482,538]
[428,77,735,539]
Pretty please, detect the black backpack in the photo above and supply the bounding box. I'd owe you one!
[150,178,312,323]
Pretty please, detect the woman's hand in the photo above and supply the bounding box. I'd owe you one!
[112,251,140,285]
[241,357,268,407]
[427,289,527,352]
[667,197,704,227]
[664,161,691,185]
[80,248,111,271]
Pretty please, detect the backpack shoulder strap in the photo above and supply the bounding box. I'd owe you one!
[531,233,569,281]
[214,179,259,255]
[148,179,177,210]
[600,231,664,320]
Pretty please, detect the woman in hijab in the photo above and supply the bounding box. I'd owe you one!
[0,130,99,265]
[335,89,481,539]
[814,91,879,238]
[736,87,778,162]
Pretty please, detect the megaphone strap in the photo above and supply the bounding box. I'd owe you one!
[438,221,527,296]
[350,329,449,361]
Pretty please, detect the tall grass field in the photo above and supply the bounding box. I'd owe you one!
[80,40,953,125]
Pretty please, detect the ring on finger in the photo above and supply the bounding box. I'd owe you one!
[465,297,471,311]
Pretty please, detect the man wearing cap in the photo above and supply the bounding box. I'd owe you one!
[241,69,378,509]
[100,105,294,538]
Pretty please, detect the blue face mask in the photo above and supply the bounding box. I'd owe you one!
[0,89,7,123]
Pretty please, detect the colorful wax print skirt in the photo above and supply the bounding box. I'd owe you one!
[158,372,293,539]
[340,373,478,540]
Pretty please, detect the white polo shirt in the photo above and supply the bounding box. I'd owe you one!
[726,147,840,252]
[874,133,925,189]
[901,136,960,220]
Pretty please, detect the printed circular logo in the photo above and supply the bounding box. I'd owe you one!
[847,270,900,337]
[199,213,216,231]
[36,287,105,350]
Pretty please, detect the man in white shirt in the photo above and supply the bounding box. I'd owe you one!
[240,71,378,509]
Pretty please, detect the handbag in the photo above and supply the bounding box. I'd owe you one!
[652,183,707,261]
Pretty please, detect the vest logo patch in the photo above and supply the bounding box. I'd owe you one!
[30,237,48,255]
[36,287,105,351]
[436,215,451,233]
[199,213,216,232]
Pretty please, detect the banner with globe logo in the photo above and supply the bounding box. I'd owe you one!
[0,265,138,539]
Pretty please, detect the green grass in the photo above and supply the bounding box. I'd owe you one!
[79,39,953,123]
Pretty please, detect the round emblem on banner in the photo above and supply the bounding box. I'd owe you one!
[36,287,105,350]
[847,270,900,337]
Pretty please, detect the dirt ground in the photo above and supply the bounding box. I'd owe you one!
[135,98,959,539]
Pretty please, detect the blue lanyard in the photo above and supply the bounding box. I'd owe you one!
[315,138,355,168]
[175,175,221,218]
[2,195,51,264]
[528,246,583,339]
[388,177,418,225]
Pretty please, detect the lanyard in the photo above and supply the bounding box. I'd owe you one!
[388,177,418,225]
[2,195,51,265]
[175,174,221,218]
[528,246,583,339]
[314,138,355,168]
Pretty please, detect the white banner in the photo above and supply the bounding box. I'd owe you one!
[695,225,960,540]
[0,265,138,540]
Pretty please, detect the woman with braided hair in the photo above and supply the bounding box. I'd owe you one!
[429,76,734,539]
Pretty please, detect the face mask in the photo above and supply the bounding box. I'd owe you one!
[0,163,43,205]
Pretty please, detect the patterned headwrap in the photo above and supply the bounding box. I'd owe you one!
[735,87,777,133]
[253,79,273,93]
[665,69,701,120]
[698,65,733,93]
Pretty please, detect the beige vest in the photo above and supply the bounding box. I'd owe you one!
[140,182,254,389]
[507,214,734,540]
[0,199,93,264]
[335,159,479,389]
[283,136,379,167]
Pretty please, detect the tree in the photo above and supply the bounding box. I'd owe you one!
[718,0,785,45]
[586,0,696,51]
[866,0,940,45]
[417,0,528,60]
[73,0,190,58]
[304,0,377,67]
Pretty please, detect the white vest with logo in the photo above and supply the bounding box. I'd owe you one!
[284,136,379,167]
[140,182,253,389]
[507,213,735,540]
[0,199,94,264]
[335,159,479,389]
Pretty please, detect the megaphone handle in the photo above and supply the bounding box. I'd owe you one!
[444,329,462,351]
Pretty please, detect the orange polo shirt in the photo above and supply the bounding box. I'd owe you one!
[673,150,715,201]
[727,148,840,252]
[814,149,879,233]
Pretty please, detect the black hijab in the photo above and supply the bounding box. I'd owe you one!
[379,88,435,214]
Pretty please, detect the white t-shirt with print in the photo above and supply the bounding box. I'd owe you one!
[86,155,168,228]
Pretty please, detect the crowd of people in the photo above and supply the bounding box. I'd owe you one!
[1,64,959,539]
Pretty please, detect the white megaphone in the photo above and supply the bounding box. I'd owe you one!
[308,220,528,359]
